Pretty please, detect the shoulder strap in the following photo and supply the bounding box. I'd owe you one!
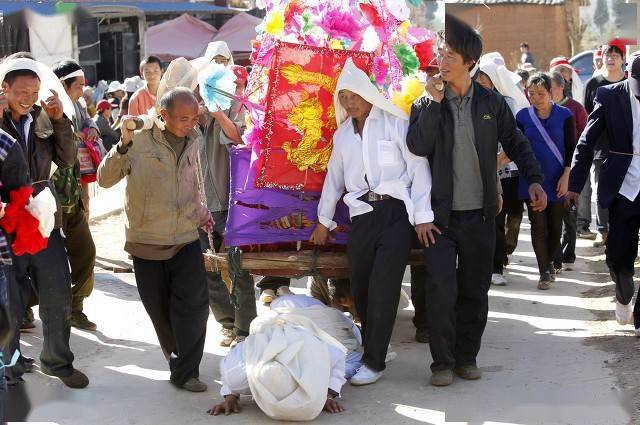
[527,107,564,166]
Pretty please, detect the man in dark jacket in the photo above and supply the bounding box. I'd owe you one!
[0,58,89,388]
[566,55,640,334]
[407,15,546,387]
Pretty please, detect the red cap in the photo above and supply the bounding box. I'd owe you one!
[549,56,574,72]
[96,99,111,112]
[231,65,248,84]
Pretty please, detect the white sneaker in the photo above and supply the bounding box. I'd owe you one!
[385,351,397,363]
[615,300,634,325]
[259,289,276,304]
[276,285,292,297]
[491,273,507,286]
[350,365,383,386]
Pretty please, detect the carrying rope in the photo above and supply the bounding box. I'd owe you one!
[195,151,217,272]
[227,247,244,309]
[0,349,20,371]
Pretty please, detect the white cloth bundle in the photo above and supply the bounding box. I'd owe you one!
[25,187,57,238]
[478,52,530,112]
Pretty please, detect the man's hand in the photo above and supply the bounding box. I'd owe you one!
[425,74,445,103]
[41,89,63,120]
[324,396,345,414]
[497,194,503,215]
[556,169,570,199]
[210,109,226,120]
[200,210,214,231]
[497,151,511,167]
[0,202,5,219]
[528,183,547,212]
[416,222,441,247]
[208,395,241,416]
[564,191,580,209]
[120,116,137,147]
[309,223,331,245]
[86,127,99,142]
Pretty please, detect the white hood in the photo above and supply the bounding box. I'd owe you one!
[550,62,584,105]
[334,58,407,126]
[245,311,346,421]
[478,52,530,112]
[156,57,199,106]
[0,58,75,121]
[191,40,234,72]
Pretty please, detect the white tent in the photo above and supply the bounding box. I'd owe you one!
[210,12,261,61]
[146,13,218,61]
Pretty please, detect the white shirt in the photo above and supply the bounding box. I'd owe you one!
[10,112,33,149]
[618,89,640,202]
[317,107,433,230]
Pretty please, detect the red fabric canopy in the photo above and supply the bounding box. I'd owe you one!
[146,13,218,61]
[211,12,262,54]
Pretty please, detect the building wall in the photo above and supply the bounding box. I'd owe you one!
[447,4,571,71]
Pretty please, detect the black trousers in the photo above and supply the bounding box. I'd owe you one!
[410,231,427,331]
[4,230,74,379]
[423,210,495,372]
[605,194,640,327]
[132,240,209,385]
[257,276,290,291]
[494,177,524,274]
[554,207,577,268]
[347,199,410,372]
[527,201,564,274]
[199,211,256,336]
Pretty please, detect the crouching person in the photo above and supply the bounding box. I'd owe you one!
[309,59,435,386]
[97,88,211,392]
[209,296,350,420]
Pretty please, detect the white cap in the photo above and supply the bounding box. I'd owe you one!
[122,77,140,93]
[107,80,123,93]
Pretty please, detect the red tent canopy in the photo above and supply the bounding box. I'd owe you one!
[211,12,262,62]
[146,13,218,61]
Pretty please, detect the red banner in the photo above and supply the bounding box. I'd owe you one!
[255,42,374,191]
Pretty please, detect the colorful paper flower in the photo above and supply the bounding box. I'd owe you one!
[198,63,237,112]
[319,7,364,41]
[391,76,425,114]
[265,10,285,35]
[393,44,420,76]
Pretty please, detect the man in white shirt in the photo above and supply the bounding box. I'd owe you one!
[309,59,435,386]
[567,55,640,333]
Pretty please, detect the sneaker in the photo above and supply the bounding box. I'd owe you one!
[179,377,208,392]
[220,327,235,347]
[635,328,640,338]
[563,262,574,271]
[58,368,89,389]
[276,285,292,297]
[593,232,608,248]
[259,289,276,305]
[230,335,246,348]
[415,328,430,343]
[577,229,597,240]
[537,272,552,290]
[430,369,453,387]
[454,364,482,380]
[491,273,507,286]
[385,351,397,363]
[70,312,97,331]
[615,300,634,325]
[350,365,383,386]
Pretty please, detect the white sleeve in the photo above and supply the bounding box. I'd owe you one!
[317,141,346,231]
[219,342,250,397]
[398,118,434,224]
[328,345,347,395]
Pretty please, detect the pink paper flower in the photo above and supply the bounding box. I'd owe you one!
[319,8,364,41]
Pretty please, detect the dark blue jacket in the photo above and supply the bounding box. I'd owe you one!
[569,80,635,208]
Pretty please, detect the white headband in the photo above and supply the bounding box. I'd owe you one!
[59,69,84,81]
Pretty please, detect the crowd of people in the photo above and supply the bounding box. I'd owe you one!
[0,12,639,422]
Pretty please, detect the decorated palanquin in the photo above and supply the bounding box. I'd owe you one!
[255,42,374,191]
[208,0,437,276]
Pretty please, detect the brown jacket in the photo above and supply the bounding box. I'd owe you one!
[97,124,209,246]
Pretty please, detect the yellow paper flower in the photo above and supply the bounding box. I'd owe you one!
[399,21,411,39]
[330,39,344,50]
[392,76,425,114]
[265,11,285,35]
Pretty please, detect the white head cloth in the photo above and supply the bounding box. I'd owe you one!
[271,295,361,350]
[156,57,199,107]
[107,80,123,93]
[550,58,584,105]
[334,58,407,126]
[245,311,346,421]
[0,58,75,121]
[478,52,530,112]
[191,40,234,72]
